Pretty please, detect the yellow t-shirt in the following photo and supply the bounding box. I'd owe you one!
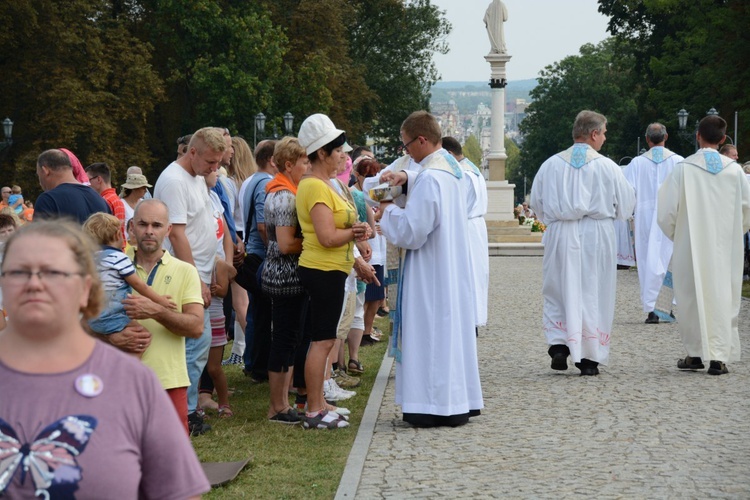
[296,176,357,273]
[126,248,203,390]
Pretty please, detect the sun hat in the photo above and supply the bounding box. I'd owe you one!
[298,114,345,156]
[120,173,152,189]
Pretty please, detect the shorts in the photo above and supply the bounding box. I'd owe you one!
[364,265,385,302]
[88,286,131,335]
[336,291,356,339]
[209,296,227,348]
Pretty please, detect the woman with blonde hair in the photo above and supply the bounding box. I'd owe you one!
[0,221,209,498]
[219,136,258,365]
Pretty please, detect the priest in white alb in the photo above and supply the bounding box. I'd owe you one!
[379,111,483,427]
[442,136,489,330]
[657,114,750,375]
[530,110,635,376]
[624,123,683,323]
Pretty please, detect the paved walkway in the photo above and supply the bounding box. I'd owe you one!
[337,257,750,499]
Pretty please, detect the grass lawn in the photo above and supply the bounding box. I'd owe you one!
[743,280,750,299]
[194,317,390,499]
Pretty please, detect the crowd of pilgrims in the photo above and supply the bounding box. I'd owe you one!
[0,112,489,439]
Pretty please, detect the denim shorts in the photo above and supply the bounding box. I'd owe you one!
[88,285,132,334]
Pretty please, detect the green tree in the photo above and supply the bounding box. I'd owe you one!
[136,0,287,169]
[598,0,750,157]
[463,135,482,166]
[519,39,638,187]
[503,137,523,201]
[0,0,163,196]
[348,0,451,154]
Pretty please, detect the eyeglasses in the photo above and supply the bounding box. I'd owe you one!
[398,136,419,155]
[0,269,84,284]
[1,191,10,195]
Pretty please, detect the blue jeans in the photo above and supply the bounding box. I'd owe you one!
[186,306,211,413]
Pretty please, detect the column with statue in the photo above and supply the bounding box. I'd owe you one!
[483,0,516,223]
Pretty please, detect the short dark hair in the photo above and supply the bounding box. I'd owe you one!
[441,136,462,156]
[698,115,727,145]
[307,133,346,163]
[350,146,372,162]
[85,162,112,184]
[37,149,72,171]
[0,213,17,231]
[719,144,737,156]
[355,157,383,178]
[255,140,277,169]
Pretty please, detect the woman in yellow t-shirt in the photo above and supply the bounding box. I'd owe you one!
[295,114,369,430]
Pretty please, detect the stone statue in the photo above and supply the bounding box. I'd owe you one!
[484,0,508,54]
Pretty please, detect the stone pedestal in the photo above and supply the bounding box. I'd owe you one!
[484,52,515,223]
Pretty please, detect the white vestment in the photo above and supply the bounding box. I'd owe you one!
[381,150,483,417]
[657,149,750,362]
[460,157,489,326]
[624,146,683,312]
[530,144,635,365]
[615,217,635,266]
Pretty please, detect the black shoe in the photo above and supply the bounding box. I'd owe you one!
[645,311,660,324]
[617,264,631,270]
[376,307,389,318]
[188,411,212,436]
[707,360,728,375]
[548,344,570,371]
[677,356,704,370]
[574,359,599,376]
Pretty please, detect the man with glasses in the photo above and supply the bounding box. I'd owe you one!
[34,149,111,224]
[85,162,127,245]
[377,111,483,428]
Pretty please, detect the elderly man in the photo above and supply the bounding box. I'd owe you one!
[624,124,683,323]
[380,111,483,428]
[34,149,110,223]
[658,115,750,375]
[154,126,225,434]
[122,199,205,433]
[530,110,635,376]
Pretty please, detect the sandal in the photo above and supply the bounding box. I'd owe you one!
[348,359,364,375]
[218,405,234,418]
[268,408,301,425]
[325,403,350,419]
[303,410,349,430]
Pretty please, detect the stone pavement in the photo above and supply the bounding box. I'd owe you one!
[338,257,750,499]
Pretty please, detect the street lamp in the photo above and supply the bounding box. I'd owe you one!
[254,113,266,147]
[0,118,13,175]
[283,112,294,135]
[677,107,722,152]
[255,112,295,146]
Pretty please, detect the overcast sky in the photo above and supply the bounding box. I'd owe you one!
[430,0,611,82]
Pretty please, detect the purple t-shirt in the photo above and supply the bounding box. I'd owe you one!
[0,341,210,499]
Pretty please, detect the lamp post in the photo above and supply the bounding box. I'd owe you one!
[0,118,14,175]
[677,107,722,152]
[254,112,295,146]
[254,113,266,148]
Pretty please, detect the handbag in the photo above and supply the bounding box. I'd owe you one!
[234,178,265,292]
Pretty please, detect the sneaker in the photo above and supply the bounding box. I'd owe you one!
[677,356,704,370]
[302,410,349,430]
[324,379,355,401]
[333,368,361,388]
[222,353,243,366]
[268,409,302,425]
[188,411,212,436]
[707,360,728,375]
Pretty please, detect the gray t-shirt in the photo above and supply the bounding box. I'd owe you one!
[0,341,210,499]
